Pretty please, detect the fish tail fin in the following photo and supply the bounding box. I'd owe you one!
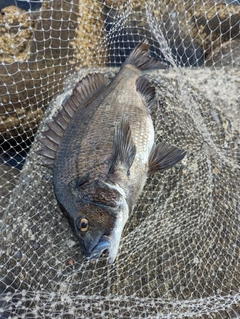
[124,39,167,71]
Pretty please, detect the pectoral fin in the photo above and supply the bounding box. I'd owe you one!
[109,116,136,175]
[148,142,186,174]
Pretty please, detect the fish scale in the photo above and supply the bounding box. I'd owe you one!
[75,68,151,178]
[37,39,186,263]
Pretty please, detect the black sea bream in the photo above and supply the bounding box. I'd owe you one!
[37,40,186,263]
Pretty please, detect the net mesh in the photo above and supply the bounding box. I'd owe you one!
[0,0,239,318]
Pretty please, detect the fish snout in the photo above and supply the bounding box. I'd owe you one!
[87,209,128,264]
[87,235,112,262]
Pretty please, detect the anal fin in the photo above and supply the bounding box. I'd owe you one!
[136,76,156,112]
[148,142,186,175]
[109,116,136,175]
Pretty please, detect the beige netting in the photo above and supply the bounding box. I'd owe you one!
[0,0,239,318]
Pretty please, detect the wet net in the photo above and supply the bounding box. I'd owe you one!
[0,0,239,318]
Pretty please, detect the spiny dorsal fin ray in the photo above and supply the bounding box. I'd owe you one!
[36,73,108,167]
[148,142,186,175]
[38,137,58,151]
[35,147,56,160]
[124,39,168,71]
[136,76,156,112]
[73,73,108,104]
[109,115,136,175]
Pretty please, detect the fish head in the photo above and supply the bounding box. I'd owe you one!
[72,179,129,264]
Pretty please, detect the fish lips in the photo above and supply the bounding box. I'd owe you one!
[87,235,112,261]
[85,226,122,264]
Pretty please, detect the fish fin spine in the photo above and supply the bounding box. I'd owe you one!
[36,73,108,167]
[124,39,167,71]
[109,115,136,175]
[148,142,186,174]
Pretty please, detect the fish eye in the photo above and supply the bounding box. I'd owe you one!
[78,218,89,232]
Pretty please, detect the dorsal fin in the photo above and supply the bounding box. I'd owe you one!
[136,76,156,112]
[124,39,168,71]
[36,73,108,167]
[109,115,136,176]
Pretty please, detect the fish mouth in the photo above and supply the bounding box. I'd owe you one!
[88,235,112,262]
[88,208,128,264]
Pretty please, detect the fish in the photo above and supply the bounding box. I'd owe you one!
[36,39,186,264]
